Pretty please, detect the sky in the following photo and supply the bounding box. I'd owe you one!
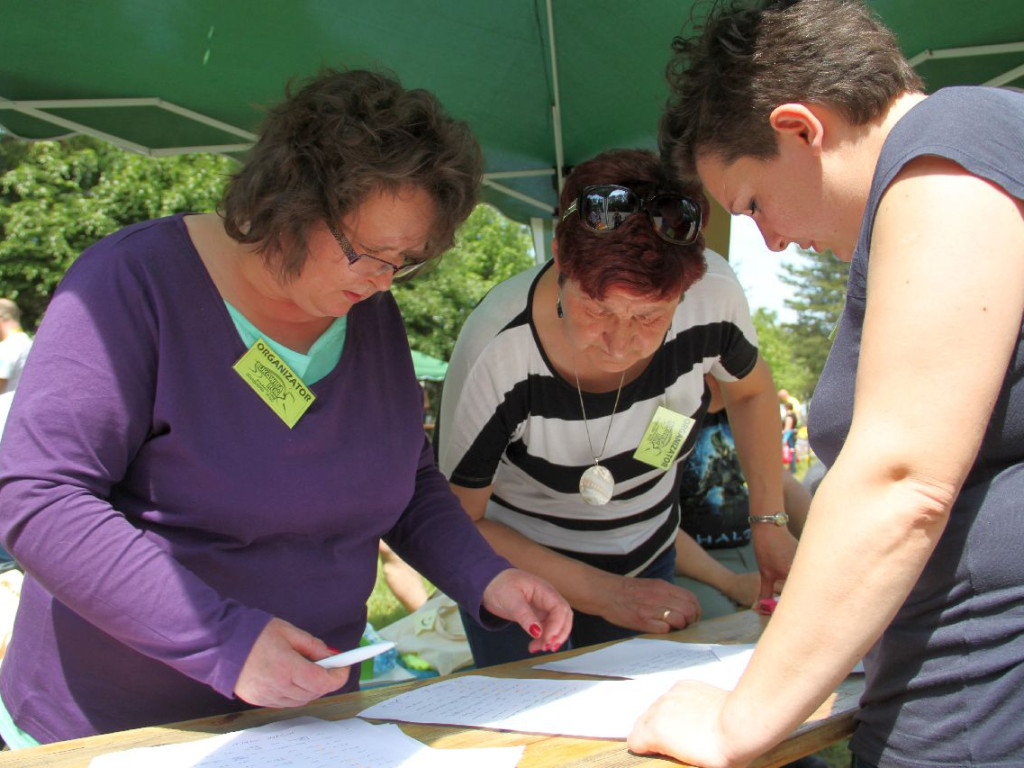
[725,215,803,323]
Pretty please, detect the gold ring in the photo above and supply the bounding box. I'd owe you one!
[661,608,672,622]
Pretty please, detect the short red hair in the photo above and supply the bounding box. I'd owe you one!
[555,149,708,300]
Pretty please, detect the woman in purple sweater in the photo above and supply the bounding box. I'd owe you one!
[0,69,571,746]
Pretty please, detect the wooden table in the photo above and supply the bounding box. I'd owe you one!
[0,611,862,767]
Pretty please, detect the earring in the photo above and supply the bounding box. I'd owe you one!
[556,298,564,319]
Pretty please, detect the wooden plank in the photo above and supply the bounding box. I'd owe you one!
[0,611,860,767]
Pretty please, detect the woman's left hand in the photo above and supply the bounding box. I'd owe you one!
[629,679,748,768]
[750,526,797,608]
[481,568,573,654]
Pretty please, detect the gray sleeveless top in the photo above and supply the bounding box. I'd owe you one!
[810,87,1024,767]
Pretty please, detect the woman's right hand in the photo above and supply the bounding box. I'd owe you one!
[722,570,761,608]
[597,574,701,633]
[233,617,353,709]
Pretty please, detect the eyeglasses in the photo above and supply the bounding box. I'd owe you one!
[561,185,703,245]
[327,224,433,281]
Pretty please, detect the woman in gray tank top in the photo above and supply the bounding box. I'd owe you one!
[632,2,1024,767]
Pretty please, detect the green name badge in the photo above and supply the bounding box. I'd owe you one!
[633,406,695,470]
[233,338,315,429]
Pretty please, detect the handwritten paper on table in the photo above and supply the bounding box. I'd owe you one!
[89,716,523,768]
[359,675,676,739]
[536,637,756,689]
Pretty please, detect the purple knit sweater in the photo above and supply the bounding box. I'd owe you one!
[0,215,509,742]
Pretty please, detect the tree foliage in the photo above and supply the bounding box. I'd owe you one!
[392,204,535,360]
[753,248,850,400]
[0,136,233,329]
[778,248,850,399]
[751,307,803,392]
[0,136,535,354]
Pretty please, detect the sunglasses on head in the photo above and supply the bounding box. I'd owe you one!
[561,184,703,245]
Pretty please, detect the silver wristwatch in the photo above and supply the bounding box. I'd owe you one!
[748,511,790,526]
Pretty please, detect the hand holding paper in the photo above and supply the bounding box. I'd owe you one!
[234,618,352,709]
[315,642,395,669]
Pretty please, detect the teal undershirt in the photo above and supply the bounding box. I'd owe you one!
[0,694,36,749]
[225,302,347,385]
[0,303,348,749]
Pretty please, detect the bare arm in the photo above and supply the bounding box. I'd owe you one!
[451,483,701,632]
[378,540,429,613]
[782,470,811,537]
[674,530,759,607]
[718,357,797,602]
[631,158,1024,766]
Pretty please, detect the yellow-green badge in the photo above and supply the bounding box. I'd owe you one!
[233,338,316,429]
[633,406,695,470]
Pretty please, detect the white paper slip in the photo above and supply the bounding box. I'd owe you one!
[536,637,721,679]
[534,638,760,691]
[359,674,675,740]
[315,641,395,669]
[89,716,524,768]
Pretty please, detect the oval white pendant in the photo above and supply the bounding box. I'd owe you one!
[580,464,615,506]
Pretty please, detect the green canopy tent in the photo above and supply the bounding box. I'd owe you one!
[410,350,448,382]
[2,0,1023,255]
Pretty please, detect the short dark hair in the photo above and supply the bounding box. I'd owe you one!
[555,149,707,301]
[660,0,923,178]
[221,69,483,279]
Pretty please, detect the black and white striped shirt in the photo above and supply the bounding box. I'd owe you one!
[437,252,758,576]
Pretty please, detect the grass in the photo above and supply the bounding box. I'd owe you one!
[817,742,851,767]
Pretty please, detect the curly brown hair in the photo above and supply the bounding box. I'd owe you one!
[661,0,923,179]
[221,69,483,279]
[555,149,708,301]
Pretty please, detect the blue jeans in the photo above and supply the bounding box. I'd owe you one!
[850,756,876,768]
[461,546,677,668]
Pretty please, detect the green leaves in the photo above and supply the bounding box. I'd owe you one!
[392,204,535,362]
[0,135,534,358]
[0,136,234,329]
[754,248,850,400]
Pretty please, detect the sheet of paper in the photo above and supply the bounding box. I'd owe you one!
[89,716,523,768]
[536,638,863,689]
[535,638,756,690]
[315,641,395,669]
[359,674,675,739]
[536,637,718,678]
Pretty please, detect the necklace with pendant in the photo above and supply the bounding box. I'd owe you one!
[574,366,626,506]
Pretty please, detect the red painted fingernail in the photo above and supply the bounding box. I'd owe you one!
[327,647,341,654]
[529,624,542,638]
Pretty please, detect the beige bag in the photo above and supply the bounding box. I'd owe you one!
[378,592,473,675]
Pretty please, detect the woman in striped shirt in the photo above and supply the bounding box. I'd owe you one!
[438,149,795,667]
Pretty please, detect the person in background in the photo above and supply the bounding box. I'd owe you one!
[0,300,32,396]
[676,376,810,619]
[630,2,1024,767]
[0,68,570,747]
[420,382,435,431]
[378,541,430,613]
[438,148,795,668]
[781,401,798,473]
[776,387,801,423]
[0,298,28,579]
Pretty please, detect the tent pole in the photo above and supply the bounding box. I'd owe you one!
[530,217,552,265]
[545,0,566,196]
